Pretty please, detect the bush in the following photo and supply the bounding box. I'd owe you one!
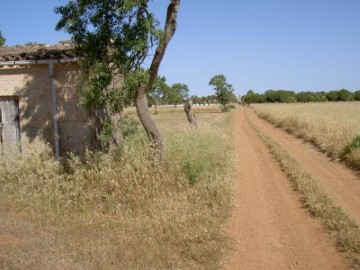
[338,89,353,101]
[121,116,140,137]
[354,90,360,101]
[343,135,360,156]
[326,90,340,101]
[221,104,236,112]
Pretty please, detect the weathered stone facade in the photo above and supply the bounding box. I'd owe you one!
[0,43,92,156]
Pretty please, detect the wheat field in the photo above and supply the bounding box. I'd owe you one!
[252,102,360,169]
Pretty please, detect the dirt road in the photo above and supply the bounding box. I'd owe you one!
[225,108,350,270]
[246,108,360,226]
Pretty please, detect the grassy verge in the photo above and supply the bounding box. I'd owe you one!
[248,115,360,269]
[0,110,234,270]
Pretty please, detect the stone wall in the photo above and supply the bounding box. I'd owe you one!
[0,63,92,155]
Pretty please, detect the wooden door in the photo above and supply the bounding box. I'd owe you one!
[0,97,20,154]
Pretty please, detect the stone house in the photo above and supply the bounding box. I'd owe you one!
[0,42,92,157]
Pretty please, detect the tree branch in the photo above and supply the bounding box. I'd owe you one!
[147,0,180,90]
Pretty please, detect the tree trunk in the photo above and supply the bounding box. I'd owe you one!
[134,0,179,163]
[91,106,106,150]
[184,99,197,127]
[136,85,164,162]
[108,111,124,151]
[91,105,124,151]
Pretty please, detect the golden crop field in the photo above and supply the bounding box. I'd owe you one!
[252,102,360,169]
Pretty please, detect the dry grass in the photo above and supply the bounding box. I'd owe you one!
[252,102,360,169]
[124,104,223,116]
[248,115,360,269]
[0,109,234,270]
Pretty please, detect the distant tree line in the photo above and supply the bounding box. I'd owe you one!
[243,89,360,104]
[189,95,219,105]
[148,86,233,107]
[148,77,190,108]
[147,73,237,108]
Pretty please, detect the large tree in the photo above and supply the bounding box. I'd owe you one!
[209,74,235,111]
[148,76,169,111]
[0,31,5,46]
[56,0,180,161]
[164,83,189,105]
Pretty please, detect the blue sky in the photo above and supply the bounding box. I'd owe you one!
[1,0,359,96]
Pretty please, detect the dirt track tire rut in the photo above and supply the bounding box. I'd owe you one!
[246,108,360,226]
[225,108,349,270]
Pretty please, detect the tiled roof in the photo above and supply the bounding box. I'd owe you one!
[0,41,83,62]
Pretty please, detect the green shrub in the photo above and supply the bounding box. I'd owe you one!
[222,104,236,112]
[343,135,360,156]
[121,117,140,138]
[183,159,198,186]
[354,90,360,101]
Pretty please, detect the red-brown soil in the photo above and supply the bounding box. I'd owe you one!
[247,108,360,226]
[225,108,350,270]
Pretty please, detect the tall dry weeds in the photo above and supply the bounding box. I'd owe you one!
[0,111,233,270]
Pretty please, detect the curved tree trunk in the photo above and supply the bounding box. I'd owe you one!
[136,85,164,162]
[134,0,180,163]
[184,99,197,127]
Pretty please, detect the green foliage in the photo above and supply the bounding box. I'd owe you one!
[326,89,353,102]
[296,91,312,102]
[326,90,340,101]
[354,91,360,101]
[209,74,236,110]
[343,135,360,156]
[121,117,140,138]
[118,69,151,108]
[98,120,115,143]
[315,92,328,102]
[0,30,5,46]
[296,91,327,102]
[166,83,189,105]
[148,76,169,106]
[243,90,264,104]
[243,89,358,104]
[148,80,190,106]
[263,90,277,103]
[55,0,162,113]
[338,89,353,101]
[264,90,296,103]
[183,159,198,186]
[80,62,112,109]
[190,95,218,105]
[55,0,161,73]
